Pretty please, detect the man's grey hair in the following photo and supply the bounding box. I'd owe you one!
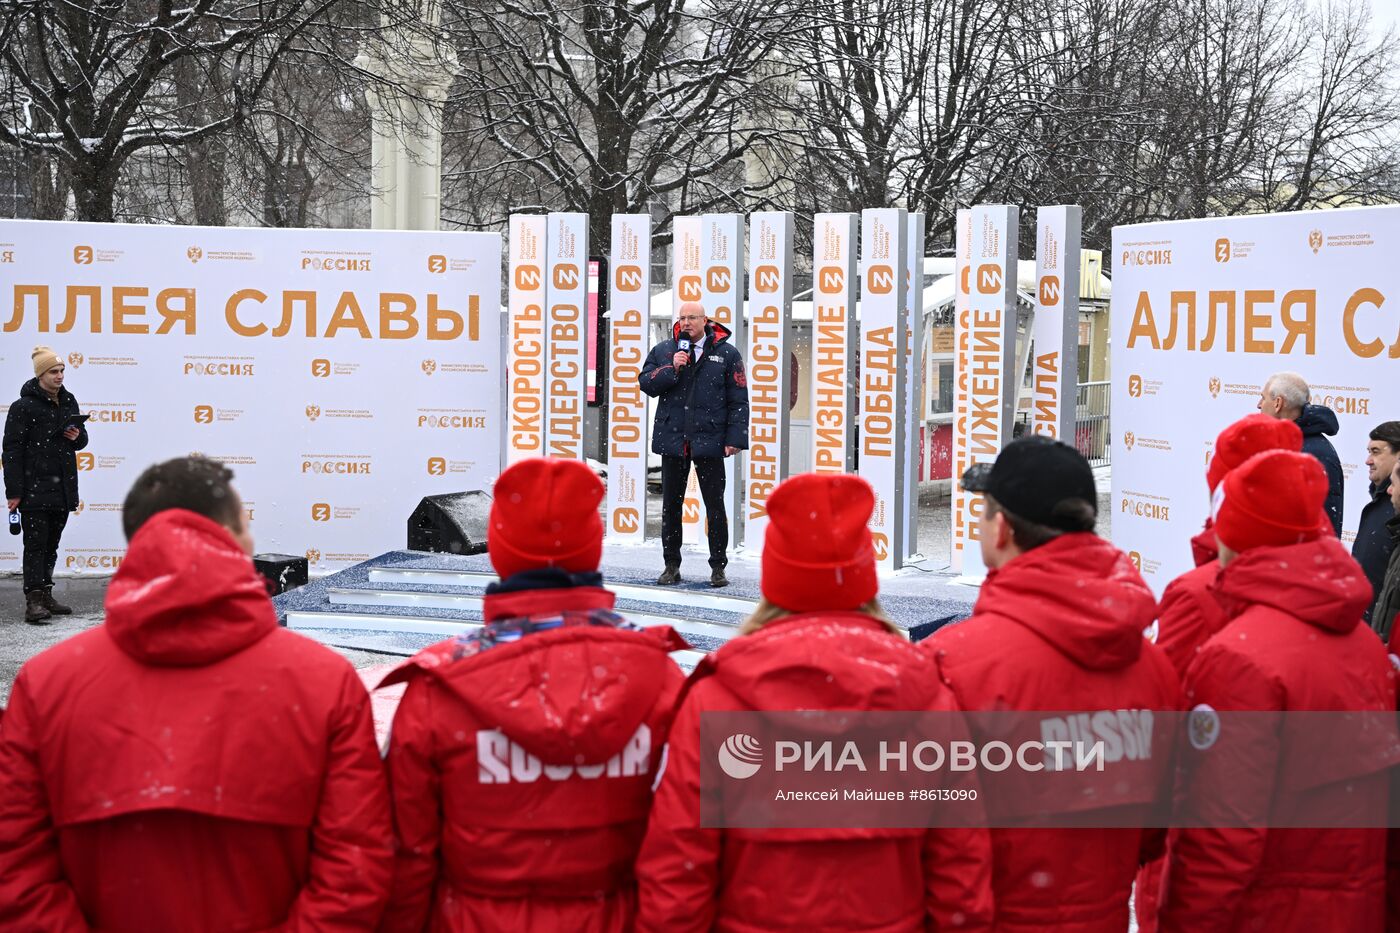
[1264,372,1310,409]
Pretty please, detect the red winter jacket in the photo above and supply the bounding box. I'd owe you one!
[637,611,994,933]
[1136,521,1225,933]
[1154,524,1228,680]
[0,509,392,932]
[925,533,1182,933]
[1160,537,1399,933]
[377,583,686,933]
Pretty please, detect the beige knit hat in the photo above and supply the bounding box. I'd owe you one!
[32,346,61,377]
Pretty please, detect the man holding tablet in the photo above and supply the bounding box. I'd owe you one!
[4,347,88,623]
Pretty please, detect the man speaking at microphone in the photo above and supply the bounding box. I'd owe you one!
[639,301,749,587]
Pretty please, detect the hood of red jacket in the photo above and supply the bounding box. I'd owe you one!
[1191,520,1219,567]
[415,587,687,764]
[672,319,733,346]
[709,612,943,712]
[974,533,1157,671]
[1214,536,1371,634]
[104,509,277,666]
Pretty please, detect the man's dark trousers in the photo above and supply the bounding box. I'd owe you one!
[660,454,728,571]
[22,509,67,593]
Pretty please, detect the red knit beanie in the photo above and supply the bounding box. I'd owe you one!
[1206,414,1304,492]
[1214,450,1327,553]
[488,458,603,579]
[761,473,879,613]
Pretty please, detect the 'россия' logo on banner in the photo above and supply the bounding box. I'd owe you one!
[718,734,764,780]
[1209,377,1222,399]
[422,359,437,376]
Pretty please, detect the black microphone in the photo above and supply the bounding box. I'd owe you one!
[677,337,691,366]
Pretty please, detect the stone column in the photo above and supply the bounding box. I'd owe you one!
[357,24,457,231]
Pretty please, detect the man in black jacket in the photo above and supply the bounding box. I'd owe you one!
[3,347,88,623]
[1259,372,1344,535]
[1370,460,1400,644]
[1355,421,1400,624]
[639,302,749,587]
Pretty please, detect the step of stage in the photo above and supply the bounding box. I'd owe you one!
[272,546,978,671]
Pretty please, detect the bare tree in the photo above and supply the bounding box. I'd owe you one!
[0,0,356,221]
[438,0,800,245]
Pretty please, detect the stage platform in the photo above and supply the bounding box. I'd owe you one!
[273,544,980,672]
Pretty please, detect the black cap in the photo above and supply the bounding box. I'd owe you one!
[960,436,1097,529]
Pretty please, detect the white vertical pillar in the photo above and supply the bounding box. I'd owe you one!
[544,211,588,460]
[810,213,858,474]
[858,208,908,572]
[702,213,745,550]
[951,209,975,574]
[903,212,926,560]
[1031,206,1083,443]
[672,216,708,545]
[507,214,548,465]
[953,204,1019,582]
[606,214,651,541]
[743,211,794,552]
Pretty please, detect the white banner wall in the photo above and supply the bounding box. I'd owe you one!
[507,214,547,465]
[904,212,926,560]
[702,213,745,550]
[1112,207,1400,594]
[811,213,858,474]
[672,216,707,544]
[744,211,794,552]
[951,209,975,574]
[0,219,501,576]
[545,212,588,460]
[1031,206,1082,441]
[606,214,651,542]
[859,208,908,572]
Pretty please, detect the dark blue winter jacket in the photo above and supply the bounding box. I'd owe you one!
[1353,477,1395,622]
[639,321,749,458]
[1296,404,1344,536]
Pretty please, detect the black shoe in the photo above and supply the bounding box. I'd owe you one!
[656,566,682,586]
[42,586,72,615]
[24,591,52,625]
[709,567,728,588]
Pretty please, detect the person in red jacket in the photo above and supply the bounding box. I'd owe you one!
[378,457,687,933]
[637,472,994,932]
[925,436,1181,933]
[0,455,392,932]
[1135,414,1305,932]
[1157,414,1305,675]
[1159,450,1399,932]
[1135,413,1305,933]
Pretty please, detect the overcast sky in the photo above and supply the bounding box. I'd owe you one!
[1366,0,1400,33]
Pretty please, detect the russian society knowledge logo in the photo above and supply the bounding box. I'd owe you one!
[718,733,764,780]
